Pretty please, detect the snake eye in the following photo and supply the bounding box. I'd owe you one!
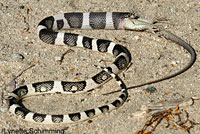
[124,13,135,18]
[124,12,140,19]
[129,12,136,17]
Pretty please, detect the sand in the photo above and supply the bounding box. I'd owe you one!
[0,0,199,134]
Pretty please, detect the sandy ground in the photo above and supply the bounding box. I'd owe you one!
[0,0,200,134]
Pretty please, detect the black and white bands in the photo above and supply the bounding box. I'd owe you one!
[8,12,133,124]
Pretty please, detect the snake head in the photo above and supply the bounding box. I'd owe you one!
[122,17,161,34]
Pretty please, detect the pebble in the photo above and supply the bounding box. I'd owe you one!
[55,56,62,61]
[11,53,24,61]
[133,35,140,40]
[171,60,180,66]
[19,5,25,9]
[145,86,157,93]
[171,61,177,65]
[0,44,7,49]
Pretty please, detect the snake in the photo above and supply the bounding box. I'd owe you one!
[8,12,132,124]
[7,12,196,124]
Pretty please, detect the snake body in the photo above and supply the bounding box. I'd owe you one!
[8,12,132,124]
[8,12,196,124]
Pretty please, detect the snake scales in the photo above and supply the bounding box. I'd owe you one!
[7,12,196,124]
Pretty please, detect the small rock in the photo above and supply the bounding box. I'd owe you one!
[133,35,140,40]
[11,53,24,61]
[171,61,177,66]
[55,56,62,61]
[19,5,25,9]
[0,44,7,49]
[145,86,157,93]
